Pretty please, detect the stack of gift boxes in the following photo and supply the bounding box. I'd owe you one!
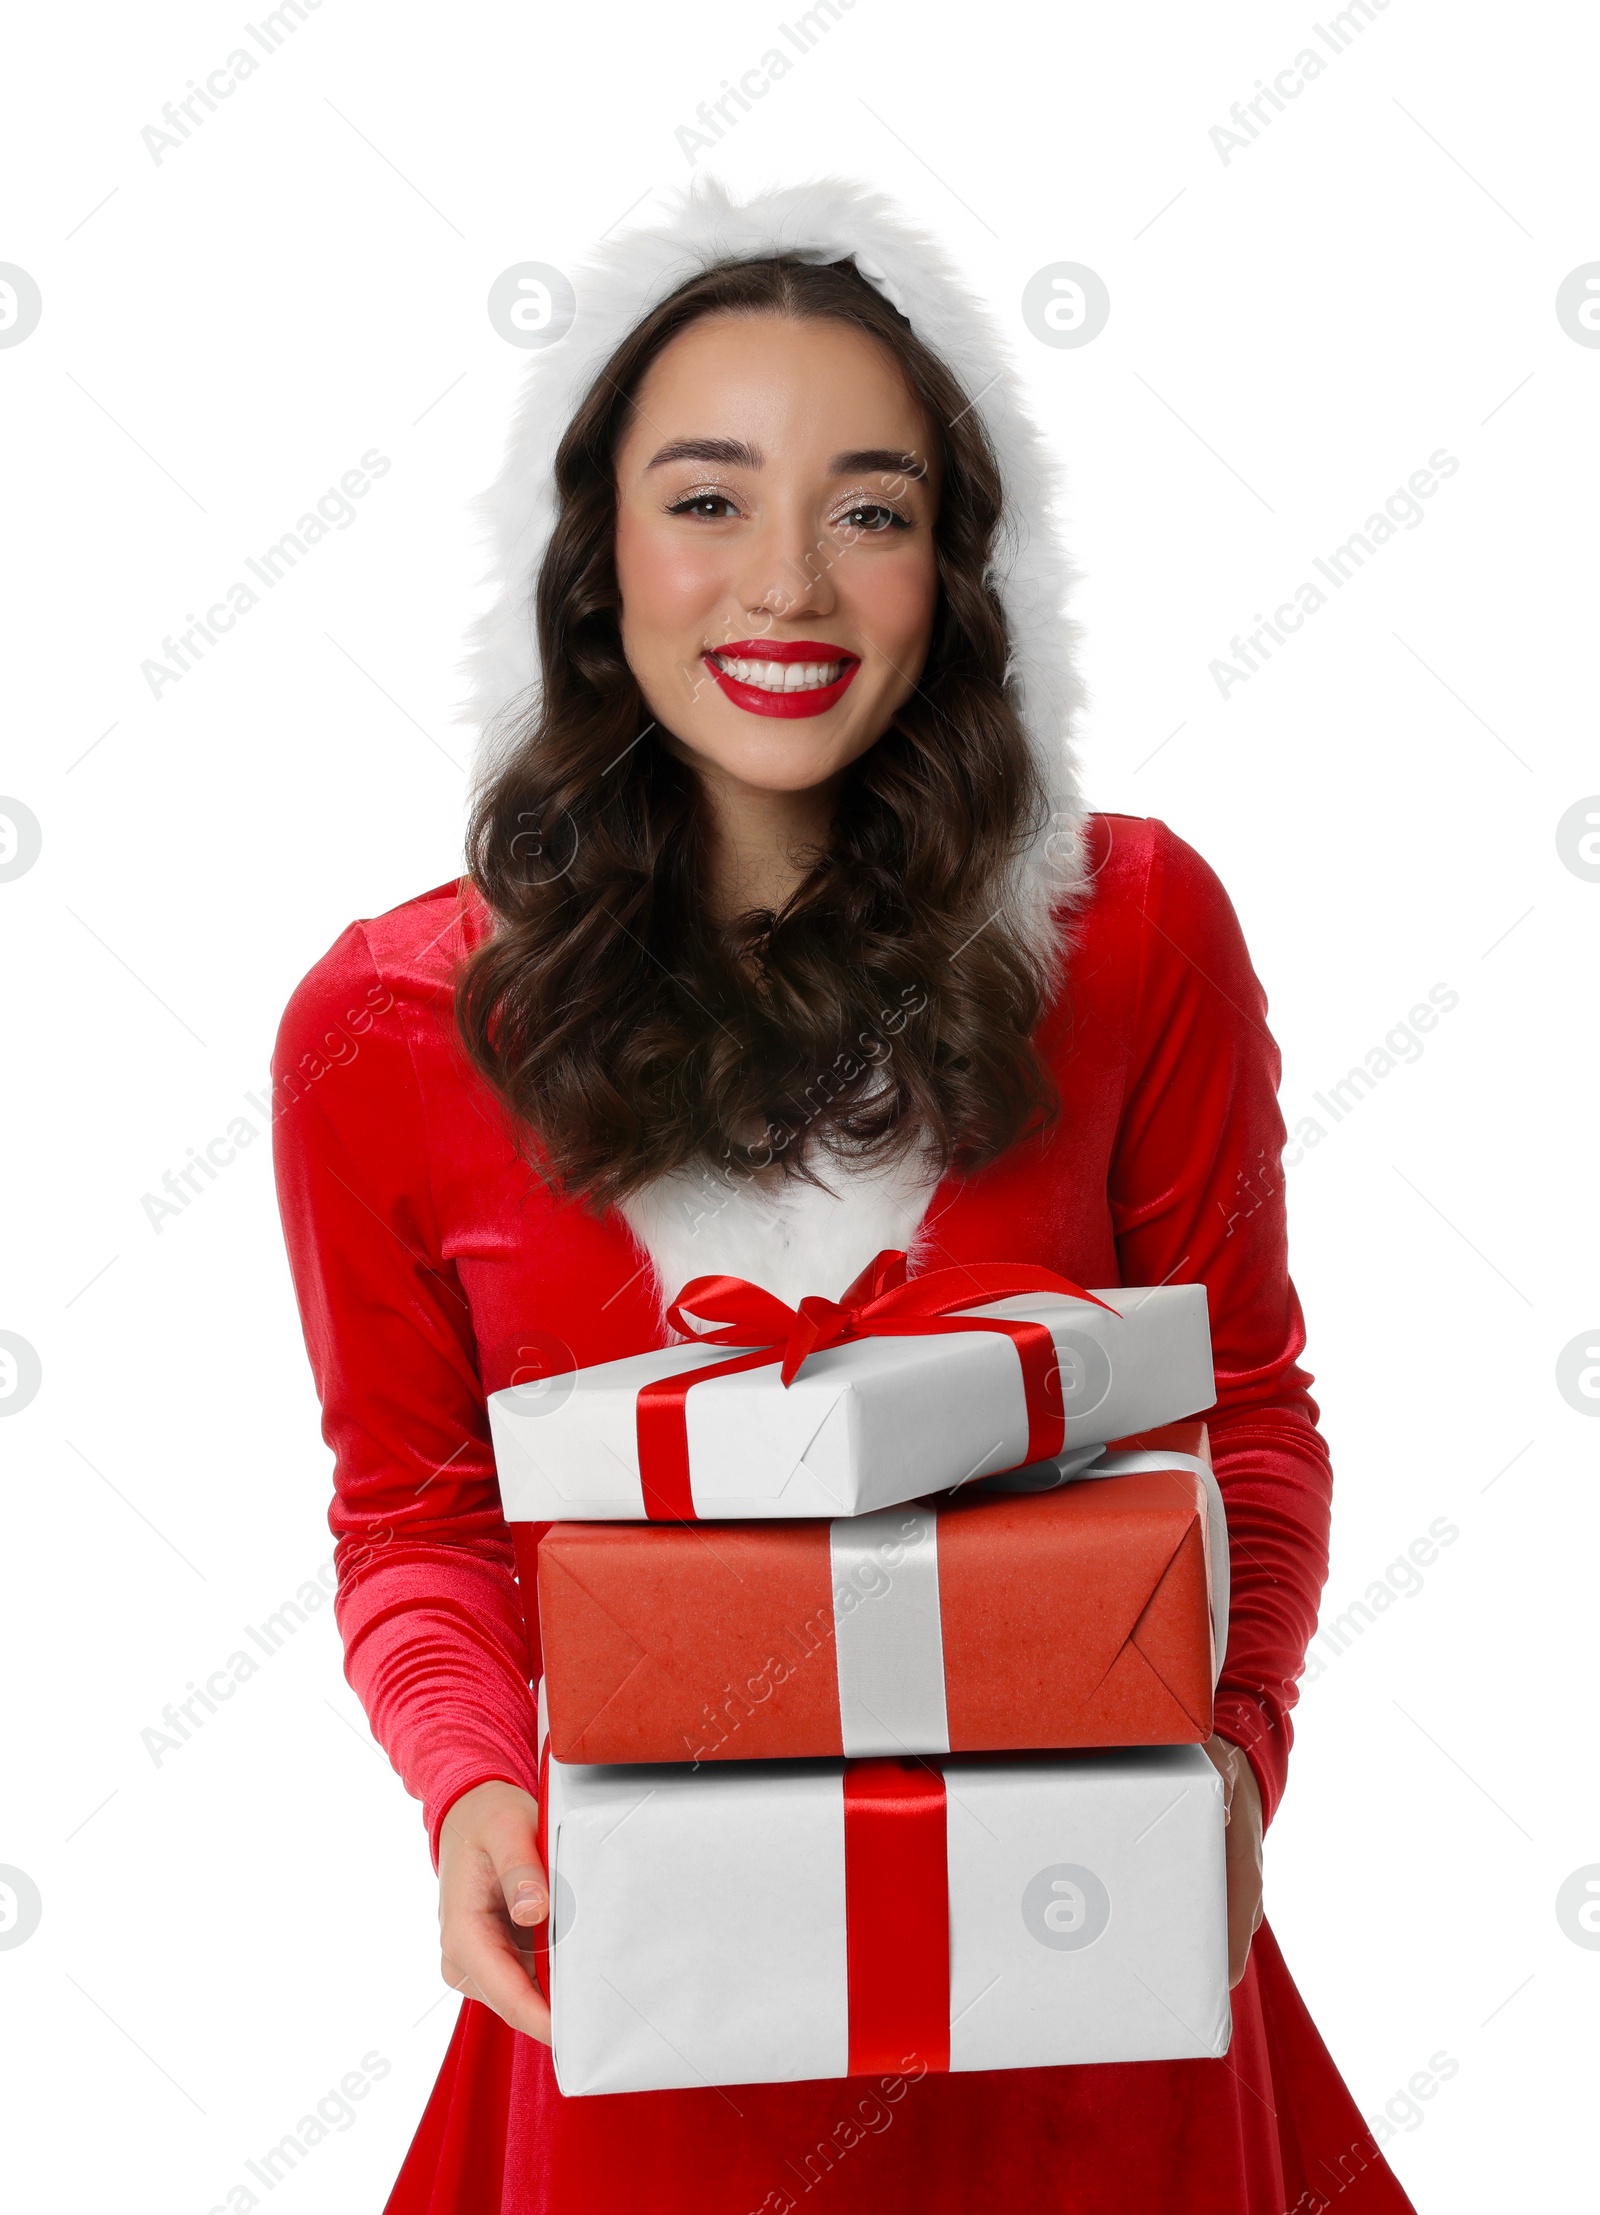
[488,1255,1233,2097]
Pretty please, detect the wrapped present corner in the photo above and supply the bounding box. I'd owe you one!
[533,1739,1230,2095]
[529,1421,1225,1766]
[489,1252,1214,1523]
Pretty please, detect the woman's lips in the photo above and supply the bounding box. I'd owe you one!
[702,639,861,720]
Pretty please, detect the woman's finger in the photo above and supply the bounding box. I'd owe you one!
[438,1931,551,2046]
[440,1904,553,2043]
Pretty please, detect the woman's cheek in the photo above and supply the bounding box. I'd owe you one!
[616,512,727,636]
[617,537,731,718]
[844,542,938,668]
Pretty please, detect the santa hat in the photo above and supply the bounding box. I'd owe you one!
[457,174,1089,965]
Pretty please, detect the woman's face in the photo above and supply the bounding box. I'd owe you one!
[612,312,941,801]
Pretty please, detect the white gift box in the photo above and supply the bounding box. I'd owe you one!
[540,1740,1230,2096]
[490,1283,1213,1522]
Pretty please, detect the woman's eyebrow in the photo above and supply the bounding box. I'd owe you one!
[644,439,928,480]
[830,448,928,480]
[646,437,763,470]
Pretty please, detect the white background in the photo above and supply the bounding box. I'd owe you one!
[2,1,1595,2207]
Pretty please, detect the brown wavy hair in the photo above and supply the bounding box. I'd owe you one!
[456,254,1060,1210]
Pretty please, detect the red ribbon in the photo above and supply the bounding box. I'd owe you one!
[844,1757,950,2076]
[634,1249,1118,1522]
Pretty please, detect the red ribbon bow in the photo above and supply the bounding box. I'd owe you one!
[635,1249,1117,1522]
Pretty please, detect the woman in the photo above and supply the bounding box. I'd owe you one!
[272,179,1415,2214]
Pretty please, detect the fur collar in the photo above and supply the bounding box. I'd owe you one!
[458,176,1089,1305]
[614,1144,946,1316]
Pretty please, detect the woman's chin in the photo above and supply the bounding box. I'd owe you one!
[663,723,876,799]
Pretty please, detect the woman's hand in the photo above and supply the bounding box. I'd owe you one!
[1203,1734,1265,1988]
[436,1779,552,2042]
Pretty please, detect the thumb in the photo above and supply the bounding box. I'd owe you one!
[464,1783,548,1926]
[498,1830,548,1929]
[507,1862,547,1927]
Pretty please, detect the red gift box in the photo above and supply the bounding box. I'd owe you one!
[515,1422,1220,1765]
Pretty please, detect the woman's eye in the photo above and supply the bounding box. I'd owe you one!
[837,503,910,534]
[668,493,740,519]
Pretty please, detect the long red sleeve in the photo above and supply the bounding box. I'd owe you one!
[1104,822,1331,1825]
[271,920,541,1868]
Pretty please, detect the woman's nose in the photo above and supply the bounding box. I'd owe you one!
[734,512,839,622]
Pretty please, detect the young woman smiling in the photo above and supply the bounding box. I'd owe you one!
[272,180,1415,2215]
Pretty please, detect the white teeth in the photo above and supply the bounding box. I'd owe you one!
[713,654,845,690]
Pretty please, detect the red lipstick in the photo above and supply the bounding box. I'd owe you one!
[702,638,861,719]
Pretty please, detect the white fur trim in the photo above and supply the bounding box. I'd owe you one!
[615,1144,944,1317]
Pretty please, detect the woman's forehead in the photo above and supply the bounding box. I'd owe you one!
[621,312,936,469]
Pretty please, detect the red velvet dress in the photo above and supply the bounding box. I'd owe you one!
[271,813,1416,2215]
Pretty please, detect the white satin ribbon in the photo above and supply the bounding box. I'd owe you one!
[828,1447,1227,1750]
[828,1504,950,1757]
